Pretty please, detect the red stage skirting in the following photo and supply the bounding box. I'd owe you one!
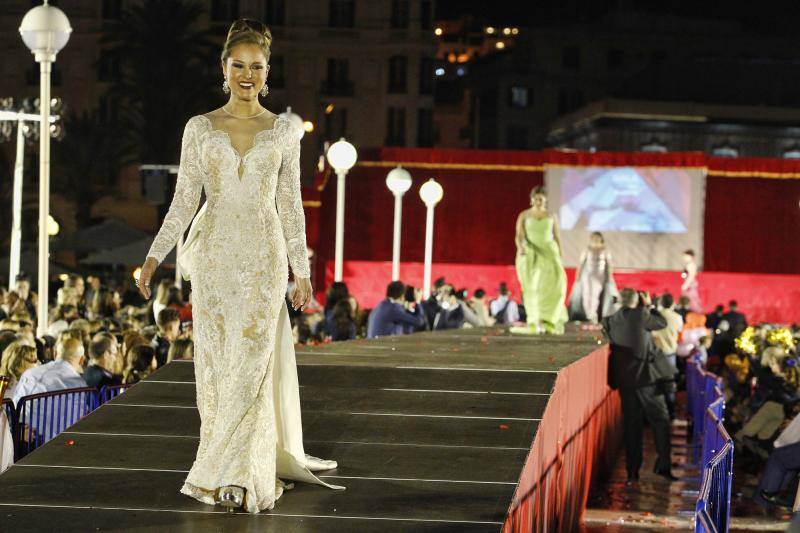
[324,260,800,324]
[503,345,622,532]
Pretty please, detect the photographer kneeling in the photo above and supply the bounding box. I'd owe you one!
[603,288,678,484]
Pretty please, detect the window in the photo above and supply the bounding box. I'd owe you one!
[269,56,285,88]
[420,0,432,30]
[386,107,406,146]
[322,58,353,95]
[97,50,121,82]
[211,0,239,22]
[606,49,624,70]
[264,0,285,26]
[325,107,347,140]
[329,0,355,28]
[417,108,434,147]
[508,86,531,108]
[557,88,583,114]
[419,57,434,95]
[391,0,409,28]
[562,45,580,69]
[388,56,407,93]
[506,125,528,150]
[101,0,122,20]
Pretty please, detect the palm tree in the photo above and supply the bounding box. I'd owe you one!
[101,0,218,164]
[50,109,125,228]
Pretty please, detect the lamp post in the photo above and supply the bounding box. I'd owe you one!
[0,106,62,292]
[20,0,72,337]
[419,178,443,299]
[325,137,357,282]
[385,165,412,281]
[279,106,305,139]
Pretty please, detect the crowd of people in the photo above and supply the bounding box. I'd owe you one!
[0,272,194,409]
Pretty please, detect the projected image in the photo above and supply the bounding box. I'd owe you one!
[558,167,691,233]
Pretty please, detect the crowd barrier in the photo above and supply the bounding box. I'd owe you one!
[686,357,734,533]
[2,384,132,462]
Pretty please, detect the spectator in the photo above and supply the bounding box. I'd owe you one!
[652,293,683,419]
[167,338,194,362]
[328,299,357,341]
[402,286,427,334]
[84,332,121,389]
[420,277,446,330]
[692,335,712,368]
[47,303,79,338]
[57,274,86,318]
[603,288,674,483]
[490,282,519,325]
[83,275,101,316]
[706,304,725,332]
[367,281,426,338]
[724,300,748,339]
[166,287,192,323]
[0,341,40,398]
[11,338,87,406]
[469,288,496,327]
[13,273,37,325]
[675,295,691,321]
[753,412,800,509]
[151,308,181,367]
[89,286,119,321]
[433,287,466,330]
[122,345,157,384]
[152,278,173,323]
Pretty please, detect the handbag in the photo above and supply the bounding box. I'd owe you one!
[176,202,207,281]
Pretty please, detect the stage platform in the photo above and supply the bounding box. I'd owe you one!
[0,326,605,532]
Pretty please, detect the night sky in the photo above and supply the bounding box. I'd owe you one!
[435,0,797,36]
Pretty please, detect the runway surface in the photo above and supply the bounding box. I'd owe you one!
[0,326,603,532]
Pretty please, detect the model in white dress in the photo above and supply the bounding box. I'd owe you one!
[146,114,341,513]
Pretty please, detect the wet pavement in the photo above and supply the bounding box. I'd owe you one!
[582,394,792,531]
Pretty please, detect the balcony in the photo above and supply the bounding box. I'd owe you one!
[320,80,355,97]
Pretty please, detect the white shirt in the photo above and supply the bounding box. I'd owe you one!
[490,295,519,323]
[775,413,800,448]
[12,360,87,406]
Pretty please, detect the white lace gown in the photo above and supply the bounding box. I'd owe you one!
[146,114,338,513]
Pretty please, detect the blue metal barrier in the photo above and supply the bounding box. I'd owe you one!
[15,387,99,459]
[98,384,131,404]
[695,415,734,533]
[686,357,734,533]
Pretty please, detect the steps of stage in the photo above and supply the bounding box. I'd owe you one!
[0,325,605,532]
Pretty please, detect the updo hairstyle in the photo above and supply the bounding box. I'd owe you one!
[221,18,273,62]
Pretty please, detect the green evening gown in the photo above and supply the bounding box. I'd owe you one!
[514,216,568,334]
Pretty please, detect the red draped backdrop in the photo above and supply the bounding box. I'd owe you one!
[302,149,800,318]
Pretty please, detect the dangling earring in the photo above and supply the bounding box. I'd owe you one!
[222,79,230,94]
[260,82,269,97]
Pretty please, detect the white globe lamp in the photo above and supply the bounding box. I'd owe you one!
[325,137,358,281]
[419,179,444,298]
[385,166,413,280]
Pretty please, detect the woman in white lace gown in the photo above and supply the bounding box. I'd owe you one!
[138,19,340,513]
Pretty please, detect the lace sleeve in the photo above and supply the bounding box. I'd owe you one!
[146,117,204,265]
[276,120,310,278]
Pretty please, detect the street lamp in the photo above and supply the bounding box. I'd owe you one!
[279,106,305,139]
[385,165,412,281]
[325,137,357,282]
[20,0,71,337]
[419,178,443,299]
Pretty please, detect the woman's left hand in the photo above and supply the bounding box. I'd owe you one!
[291,277,313,311]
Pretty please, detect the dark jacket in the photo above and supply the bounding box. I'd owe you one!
[367,299,426,338]
[84,364,121,390]
[150,334,170,368]
[602,306,667,389]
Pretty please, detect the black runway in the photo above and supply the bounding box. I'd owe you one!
[0,326,603,532]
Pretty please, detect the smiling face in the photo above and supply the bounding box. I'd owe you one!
[222,43,269,102]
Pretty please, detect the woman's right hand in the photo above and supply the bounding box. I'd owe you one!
[137,257,158,299]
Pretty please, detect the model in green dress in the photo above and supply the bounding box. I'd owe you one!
[513,187,568,334]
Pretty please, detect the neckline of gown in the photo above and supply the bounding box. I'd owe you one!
[197,114,283,180]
